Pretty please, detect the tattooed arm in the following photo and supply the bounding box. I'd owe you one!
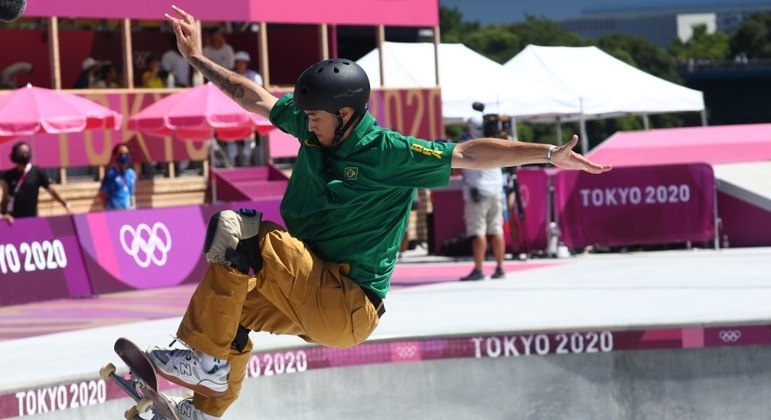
[165,6,277,117]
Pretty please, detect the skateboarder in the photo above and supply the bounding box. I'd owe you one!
[151,5,612,419]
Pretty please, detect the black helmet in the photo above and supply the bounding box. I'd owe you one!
[293,58,370,114]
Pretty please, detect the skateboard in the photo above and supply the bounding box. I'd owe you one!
[99,337,180,420]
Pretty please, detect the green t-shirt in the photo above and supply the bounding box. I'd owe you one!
[269,94,455,298]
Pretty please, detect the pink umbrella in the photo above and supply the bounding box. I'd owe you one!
[127,82,274,141]
[0,84,122,139]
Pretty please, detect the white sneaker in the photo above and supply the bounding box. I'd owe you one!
[169,396,221,420]
[147,348,229,397]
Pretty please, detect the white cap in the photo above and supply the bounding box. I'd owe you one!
[234,51,251,62]
[82,57,98,70]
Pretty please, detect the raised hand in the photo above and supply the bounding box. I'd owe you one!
[164,5,200,59]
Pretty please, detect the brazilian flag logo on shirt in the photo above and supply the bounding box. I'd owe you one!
[344,167,358,180]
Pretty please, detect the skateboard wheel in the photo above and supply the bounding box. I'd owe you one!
[136,397,153,413]
[99,363,116,380]
[124,406,139,419]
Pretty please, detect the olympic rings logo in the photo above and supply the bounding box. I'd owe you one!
[119,222,173,268]
[394,344,418,359]
[718,330,741,343]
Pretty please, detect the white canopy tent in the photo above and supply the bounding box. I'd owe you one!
[356,42,579,123]
[504,45,707,153]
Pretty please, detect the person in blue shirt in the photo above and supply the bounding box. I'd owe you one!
[99,143,136,211]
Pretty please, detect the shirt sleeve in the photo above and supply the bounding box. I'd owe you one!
[35,167,51,189]
[376,133,455,188]
[99,169,114,193]
[128,169,137,194]
[269,94,308,143]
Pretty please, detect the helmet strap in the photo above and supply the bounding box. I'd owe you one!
[332,110,361,149]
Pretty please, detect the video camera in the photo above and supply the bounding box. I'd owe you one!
[472,102,512,139]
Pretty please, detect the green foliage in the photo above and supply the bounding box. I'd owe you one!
[730,12,771,58]
[598,34,680,82]
[668,24,730,61]
[439,6,480,43]
[462,27,520,63]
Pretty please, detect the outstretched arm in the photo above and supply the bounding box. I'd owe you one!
[452,134,612,174]
[46,185,71,213]
[164,5,277,117]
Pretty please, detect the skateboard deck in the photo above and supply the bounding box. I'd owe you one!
[99,337,180,420]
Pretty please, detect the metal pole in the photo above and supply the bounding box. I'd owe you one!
[319,23,329,60]
[121,18,134,89]
[376,25,385,87]
[579,99,588,154]
[47,17,61,89]
[556,117,562,146]
[433,25,441,86]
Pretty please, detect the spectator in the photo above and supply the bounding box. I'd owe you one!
[220,51,263,166]
[0,142,71,224]
[74,57,100,89]
[141,55,165,88]
[203,28,234,70]
[233,51,263,85]
[0,61,33,89]
[99,143,137,211]
[93,63,123,88]
[162,35,191,87]
[459,116,506,281]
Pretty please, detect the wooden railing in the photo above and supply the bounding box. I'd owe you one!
[37,175,207,216]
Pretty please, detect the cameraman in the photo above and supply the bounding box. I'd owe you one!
[459,114,506,281]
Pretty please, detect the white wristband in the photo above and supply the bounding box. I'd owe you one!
[546,145,558,165]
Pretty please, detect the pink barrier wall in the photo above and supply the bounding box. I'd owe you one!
[72,206,211,294]
[0,215,91,305]
[0,200,285,305]
[429,181,466,255]
[716,191,771,248]
[553,164,716,249]
[430,171,550,256]
[513,168,550,253]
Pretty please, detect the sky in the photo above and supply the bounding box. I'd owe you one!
[438,0,771,24]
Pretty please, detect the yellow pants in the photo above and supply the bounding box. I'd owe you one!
[177,221,381,417]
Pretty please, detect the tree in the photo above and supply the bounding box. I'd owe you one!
[668,24,730,61]
[463,26,520,63]
[440,6,480,44]
[597,33,680,83]
[505,16,586,52]
[440,9,585,64]
[730,12,771,58]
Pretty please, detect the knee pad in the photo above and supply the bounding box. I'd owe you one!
[203,208,263,274]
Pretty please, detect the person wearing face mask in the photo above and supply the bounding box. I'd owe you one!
[99,143,137,211]
[0,142,71,224]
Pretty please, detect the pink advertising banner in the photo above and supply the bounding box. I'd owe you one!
[513,168,550,253]
[71,201,284,295]
[0,88,443,170]
[71,206,211,294]
[0,215,91,305]
[553,163,716,249]
[25,0,438,26]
